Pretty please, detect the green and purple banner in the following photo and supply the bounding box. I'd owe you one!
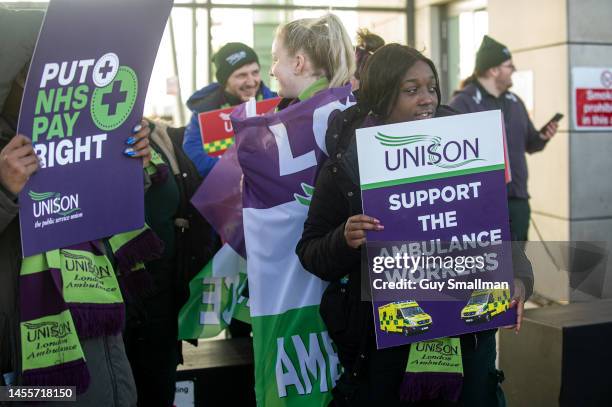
[232,87,354,406]
[356,110,516,349]
[17,0,172,256]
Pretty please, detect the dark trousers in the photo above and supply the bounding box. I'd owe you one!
[331,330,504,407]
[508,198,530,242]
[124,286,180,407]
[124,318,180,407]
[458,331,505,407]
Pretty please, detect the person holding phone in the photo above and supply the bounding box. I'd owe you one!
[450,35,559,243]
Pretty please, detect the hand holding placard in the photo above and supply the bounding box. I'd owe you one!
[0,135,39,195]
[344,214,384,249]
[123,120,151,167]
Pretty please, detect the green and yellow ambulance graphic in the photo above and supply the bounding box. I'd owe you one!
[378,301,433,336]
[461,288,510,323]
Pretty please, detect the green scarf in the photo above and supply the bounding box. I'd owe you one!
[298,77,329,101]
[19,226,163,392]
[400,337,464,402]
[145,142,169,184]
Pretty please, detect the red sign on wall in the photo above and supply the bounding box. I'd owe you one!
[573,68,612,131]
[198,97,281,156]
[575,88,612,127]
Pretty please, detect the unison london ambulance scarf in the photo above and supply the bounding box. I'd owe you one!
[145,148,169,185]
[19,226,163,392]
[400,337,464,402]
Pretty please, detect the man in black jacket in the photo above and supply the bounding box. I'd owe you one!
[449,35,558,243]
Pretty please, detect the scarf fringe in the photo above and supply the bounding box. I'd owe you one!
[114,229,164,275]
[399,371,463,402]
[23,359,91,394]
[70,303,125,339]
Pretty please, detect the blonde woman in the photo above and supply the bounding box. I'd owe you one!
[271,13,355,106]
[230,13,356,406]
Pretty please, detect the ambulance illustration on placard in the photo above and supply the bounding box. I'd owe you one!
[378,301,432,336]
[460,288,511,323]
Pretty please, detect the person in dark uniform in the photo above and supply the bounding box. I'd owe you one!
[449,35,558,243]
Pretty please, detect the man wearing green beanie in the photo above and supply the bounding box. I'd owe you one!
[183,42,276,178]
[450,35,558,244]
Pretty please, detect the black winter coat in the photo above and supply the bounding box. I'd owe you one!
[149,123,218,311]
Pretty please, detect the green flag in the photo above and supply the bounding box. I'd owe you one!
[179,243,249,339]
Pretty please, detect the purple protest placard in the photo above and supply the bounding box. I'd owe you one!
[356,110,516,349]
[17,0,172,257]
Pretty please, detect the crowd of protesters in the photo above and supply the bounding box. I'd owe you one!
[0,4,559,406]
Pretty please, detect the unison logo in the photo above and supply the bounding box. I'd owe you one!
[413,338,459,356]
[23,320,72,342]
[62,250,112,279]
[376,133,484,170]
[29,190,81,218]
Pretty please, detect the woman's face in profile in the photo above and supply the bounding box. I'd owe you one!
[386,60,438,124]
[270,37,299,99]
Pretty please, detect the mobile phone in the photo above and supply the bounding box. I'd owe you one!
[540,113,564,133]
